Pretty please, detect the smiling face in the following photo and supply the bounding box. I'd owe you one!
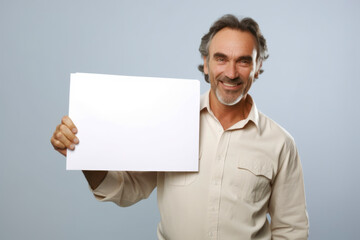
[204,28,260,106]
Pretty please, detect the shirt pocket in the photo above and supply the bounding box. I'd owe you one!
[234,158,273,202]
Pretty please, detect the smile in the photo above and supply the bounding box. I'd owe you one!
[222,82,240,87]
[219,80,243,90]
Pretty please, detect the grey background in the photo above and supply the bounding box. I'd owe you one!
[1,0,359,239]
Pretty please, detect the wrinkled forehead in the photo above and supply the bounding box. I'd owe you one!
[209,28,258,58]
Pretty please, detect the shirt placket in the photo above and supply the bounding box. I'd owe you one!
[207,129,231,239]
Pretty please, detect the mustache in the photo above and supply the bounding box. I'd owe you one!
[217,76,243,84]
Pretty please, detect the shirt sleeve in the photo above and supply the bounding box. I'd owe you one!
[91,171,157,207]
[269,139,309,239]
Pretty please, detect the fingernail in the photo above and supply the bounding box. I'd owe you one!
[72,128,77,133]
[73,138,79,144]
[70,144,75,150]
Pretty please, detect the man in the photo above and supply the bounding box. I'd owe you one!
[51,14,309,239]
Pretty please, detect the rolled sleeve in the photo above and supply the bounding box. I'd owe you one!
[91,171,157,207]
[92,171,125,201]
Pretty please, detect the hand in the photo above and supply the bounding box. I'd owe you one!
[50,116,79,156]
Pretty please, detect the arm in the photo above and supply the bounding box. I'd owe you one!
[269,140,309,240]
[91,171,157,207]
[50,116,157,204]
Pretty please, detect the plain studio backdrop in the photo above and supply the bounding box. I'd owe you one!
[1,0,359,239]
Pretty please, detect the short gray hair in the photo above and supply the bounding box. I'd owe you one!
[198,14,269,83]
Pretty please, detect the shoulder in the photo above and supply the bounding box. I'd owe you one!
[257,111,301,174]
[257,111,296,149]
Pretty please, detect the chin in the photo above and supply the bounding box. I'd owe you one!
[216,89,244,106]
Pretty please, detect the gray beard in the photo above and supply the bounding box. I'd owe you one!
[215,88,244,106]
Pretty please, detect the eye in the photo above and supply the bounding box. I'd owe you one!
[238,59,251,66]
[216,57,225,62]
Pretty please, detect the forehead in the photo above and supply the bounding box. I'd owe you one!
[209,28,257,56]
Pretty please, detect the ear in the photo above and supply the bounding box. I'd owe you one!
[203,56,209,75]
[254,60,262,79]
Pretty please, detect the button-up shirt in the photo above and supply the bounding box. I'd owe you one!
[92,91,309,239]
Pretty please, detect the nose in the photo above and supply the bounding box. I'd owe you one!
[224,61,239,80]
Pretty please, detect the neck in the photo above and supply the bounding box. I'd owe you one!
[209,90,252,130]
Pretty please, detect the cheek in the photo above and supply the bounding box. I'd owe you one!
[246,80,253,90]
[244,78,253,93]
[238,69,253,91]
[239,66,254,79]
[212,65,226,78]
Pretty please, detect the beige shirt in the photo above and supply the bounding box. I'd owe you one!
[92,91,309,240]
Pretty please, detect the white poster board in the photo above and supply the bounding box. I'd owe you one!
[66,73,200,171]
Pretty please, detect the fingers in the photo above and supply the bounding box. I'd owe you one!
[61,116,77,134]
[51,116,79,154]
[51,134,66,149]
[59,123,79,144]
[54,127,75,150]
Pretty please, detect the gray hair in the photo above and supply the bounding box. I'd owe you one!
[198,14,269,83]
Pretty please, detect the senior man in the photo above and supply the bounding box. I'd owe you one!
[51,14,309,240]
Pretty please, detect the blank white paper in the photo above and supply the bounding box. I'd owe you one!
[66,73,200,171]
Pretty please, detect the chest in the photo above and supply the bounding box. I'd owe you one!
[199,113,282,202]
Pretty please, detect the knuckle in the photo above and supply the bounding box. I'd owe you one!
[55,132,62,139]
[61,115,68,123]
[59,124,66,131]
[56,140,65,148]
[51,139,61,149]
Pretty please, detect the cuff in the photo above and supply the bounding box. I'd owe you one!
[91,171,124,201]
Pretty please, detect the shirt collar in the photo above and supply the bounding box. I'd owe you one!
[200,90,261,133]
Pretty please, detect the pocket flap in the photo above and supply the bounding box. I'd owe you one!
[237,158,273,180]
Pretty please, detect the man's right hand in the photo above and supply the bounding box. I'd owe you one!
[50,116,107,189]
[50,116,79,157]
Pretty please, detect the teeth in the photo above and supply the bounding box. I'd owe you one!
[223,82,238,87]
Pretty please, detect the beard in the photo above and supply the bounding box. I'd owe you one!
[213,76,247,106]
[215,88,244,106]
